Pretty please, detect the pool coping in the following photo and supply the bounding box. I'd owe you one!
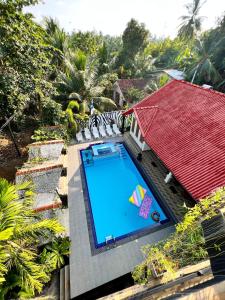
[79,141,175,255]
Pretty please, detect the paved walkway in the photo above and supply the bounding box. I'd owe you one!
[68,136,174,298]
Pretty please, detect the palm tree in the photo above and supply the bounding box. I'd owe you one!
[187,37,223,84]
[43,17,69,69]
[0,178,66,298]
[65,100,89,134]
[44,17,59,35]
[59,50,100,98]
[178,0,205,40]
[58,50,117,114]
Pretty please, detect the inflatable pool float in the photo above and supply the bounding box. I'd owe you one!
[151,211,160,222]
[139,194,152,219]
[129,185,146,207]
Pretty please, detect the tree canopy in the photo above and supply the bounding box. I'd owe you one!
[1,0,225,130]
[0,0,58,123]
[117,19,150,75]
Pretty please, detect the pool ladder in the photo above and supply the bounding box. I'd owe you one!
[83,150,94,166]
[117,144,127,160]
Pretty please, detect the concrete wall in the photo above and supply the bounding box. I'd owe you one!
[16,164,63,193]
[28,140,64,160]
[130,114,150,151]
[34,192,62,211]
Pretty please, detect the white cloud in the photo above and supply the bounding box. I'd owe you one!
[56,0,64,6]
[24,0,225,37]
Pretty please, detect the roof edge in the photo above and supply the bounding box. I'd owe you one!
[122,79,175,116]
[134,106,159,137]
[123,79,225,116]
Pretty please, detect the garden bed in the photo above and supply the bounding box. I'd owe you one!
[0,130,33,181]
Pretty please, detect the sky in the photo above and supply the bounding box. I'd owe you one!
[24,0,225,38]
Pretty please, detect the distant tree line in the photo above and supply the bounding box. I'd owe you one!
[1,0,225,133]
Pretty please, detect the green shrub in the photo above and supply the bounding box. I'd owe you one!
[79,100,87,115]
[126,87,146,103]
[40,237,70,273]
[65,108,78,135]
[159,74,170,87]
[31,126,69,142]
[42,98,65,126]
[67,100,79,113]
[133,187,225,284]
[64,101,90,136]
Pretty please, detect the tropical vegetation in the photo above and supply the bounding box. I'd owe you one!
[132,187,225,284]
[1,0,225,295]
[2,0,225,137]
[0,177,70,299]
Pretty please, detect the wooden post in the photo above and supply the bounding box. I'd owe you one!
[121,115,125,134]
[7,120,21,157]
[94,114,98,127]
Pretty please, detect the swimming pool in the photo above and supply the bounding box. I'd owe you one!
[81,142,170,248]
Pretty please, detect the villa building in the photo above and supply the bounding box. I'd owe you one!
[123,79,225,201]
[113,70,184,107]
[113,78,150,107]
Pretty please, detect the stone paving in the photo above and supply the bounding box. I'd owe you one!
[68,135,176,298]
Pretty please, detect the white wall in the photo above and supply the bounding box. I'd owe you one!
[129,114,150,151]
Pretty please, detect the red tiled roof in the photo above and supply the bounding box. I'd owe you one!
[124,80,225,200]
[117,79,149,93]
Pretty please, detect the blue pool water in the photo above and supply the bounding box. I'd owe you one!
[81,143,169,247]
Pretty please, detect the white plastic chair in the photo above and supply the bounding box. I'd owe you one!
[76,131,83,143]
[84,128,92,140]
[106,125,113,136]
[99,125,107,138]
[112,124,121,135]
[92,126,100,139]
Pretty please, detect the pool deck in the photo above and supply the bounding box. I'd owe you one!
[68,135,178,298]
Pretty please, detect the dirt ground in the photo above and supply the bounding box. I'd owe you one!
[0,130,33,182]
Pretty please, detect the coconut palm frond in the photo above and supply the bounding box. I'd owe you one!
[0,178,68,297]
[73,50,87,71]
[178,0,205,40]
[187,37,223,84]
[43,17,60,35]
[14,219,64,240]
[68,92,82,101]
[14,250,49,294]
[89,86,105,97]
[40,237,70,271]
[92,97,117,113]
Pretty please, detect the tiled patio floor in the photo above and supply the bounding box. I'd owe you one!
[68,134,194,298]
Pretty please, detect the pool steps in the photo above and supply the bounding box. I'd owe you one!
[82,144,127,167]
